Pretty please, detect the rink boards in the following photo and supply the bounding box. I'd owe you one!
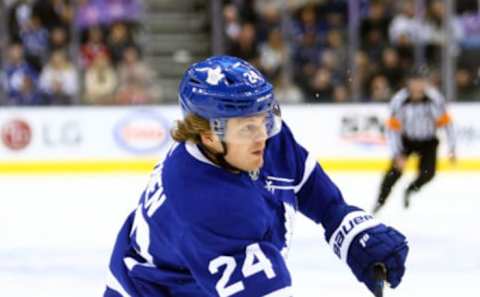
[1,104,480,173]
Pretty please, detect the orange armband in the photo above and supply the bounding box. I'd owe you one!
[436,113,452,127]
[386,117,402,131]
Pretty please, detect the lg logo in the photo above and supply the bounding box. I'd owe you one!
[0,119,83,151]
[42,121,82,146]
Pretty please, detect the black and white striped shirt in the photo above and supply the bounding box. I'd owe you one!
[386,86,456,156]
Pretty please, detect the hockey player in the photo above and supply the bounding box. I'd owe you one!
[373,69,456,213]
[104,56,408,297]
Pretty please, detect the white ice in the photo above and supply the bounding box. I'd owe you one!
[1,172,479,297]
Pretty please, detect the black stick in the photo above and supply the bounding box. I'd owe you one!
[372,263,387,297]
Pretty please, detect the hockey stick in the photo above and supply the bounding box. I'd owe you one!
[372,263,387,297]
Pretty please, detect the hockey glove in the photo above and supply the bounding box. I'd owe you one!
[328,211,408,294]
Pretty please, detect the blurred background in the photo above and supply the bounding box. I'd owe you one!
[0,0,480,105]
[1,1,480,297]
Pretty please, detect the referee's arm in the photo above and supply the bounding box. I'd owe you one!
[386,90,407,158]
[427,87,456,156]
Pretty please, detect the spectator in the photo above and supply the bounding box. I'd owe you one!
[223,4,241,43]
[7,0,33,43]
[360,0,391,62]
[32,0,73,32]
[322,2,347,32]
[423,0,463,65]
[20,14,49,71]
[2,43,41,105]
[389,0,423,46]
[333,84,349,102]
[80,26,109,69]
[237,0,258,24]
[255,3,281,42]
[293,4,325,43]
[456,68,480,101]
[379,47,404,91]
[12,75,43,105]
[84,52,117,105]
[274,75,304,104]
[49,26,69,53]
[324,30,348,79]
[115,46,158,105]
[369,73,392,102]
[306,67,335,102]
[352,50,373,100]
[107,22,135,65]
[388,0,421,68]
[259,29,286,82]
[228,22,259,66]
[293,30,322,94]
[39,50,78,104]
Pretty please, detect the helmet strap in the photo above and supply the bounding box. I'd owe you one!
[197,141,243,173]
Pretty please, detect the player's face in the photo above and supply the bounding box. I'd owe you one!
[223,114,269,171]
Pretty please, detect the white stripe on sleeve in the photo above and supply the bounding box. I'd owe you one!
[293,154,317,194]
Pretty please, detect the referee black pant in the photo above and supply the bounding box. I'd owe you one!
[377,136,439,204]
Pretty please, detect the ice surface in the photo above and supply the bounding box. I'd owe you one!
[1,172,479,296]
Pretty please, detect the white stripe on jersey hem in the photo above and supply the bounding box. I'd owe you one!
[106,269,132,297]
[263,286,292,297]
[328,211,380,262]
[293,154,317,194]
[185,141,220,167]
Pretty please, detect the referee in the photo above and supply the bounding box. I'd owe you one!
[373,70,456,213]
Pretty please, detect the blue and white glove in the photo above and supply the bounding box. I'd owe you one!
[328,211,408,294]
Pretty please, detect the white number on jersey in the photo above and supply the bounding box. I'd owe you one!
[129,163,166,263]
[144,164,167,217]
[209,256,245,297]
[209,243,276,297]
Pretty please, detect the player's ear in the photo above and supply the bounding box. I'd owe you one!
[200,131,213,144]
[200,132,222,152]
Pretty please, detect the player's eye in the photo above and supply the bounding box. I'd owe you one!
[240,124,257,134]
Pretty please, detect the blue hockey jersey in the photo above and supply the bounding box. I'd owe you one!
[104,123,360,297]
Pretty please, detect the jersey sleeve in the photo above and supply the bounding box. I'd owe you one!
[279,123,379,261]
[281,125,359,236]
[177,220,292,297]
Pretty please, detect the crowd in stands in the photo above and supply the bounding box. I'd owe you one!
[1,0,480,105]
[1,0,158,106]
[223,0,480,103]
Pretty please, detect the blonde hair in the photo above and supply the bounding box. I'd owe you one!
[171,114,211,143]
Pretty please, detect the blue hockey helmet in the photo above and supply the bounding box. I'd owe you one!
[178,55,281,140]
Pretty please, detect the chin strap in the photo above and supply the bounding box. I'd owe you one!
[197,141,243,173]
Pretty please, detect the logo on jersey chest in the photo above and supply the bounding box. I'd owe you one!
[264,176,295,194]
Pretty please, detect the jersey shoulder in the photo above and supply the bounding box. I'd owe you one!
[264,121,306,184]
[390,88,409,109]
[424,85,445,103]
